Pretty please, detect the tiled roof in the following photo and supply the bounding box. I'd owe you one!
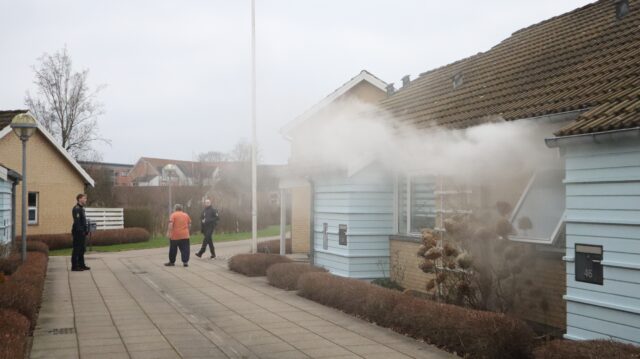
[0,110,28,132]
[380,0,640,137]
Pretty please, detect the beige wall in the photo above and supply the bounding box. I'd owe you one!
[390,239,434,292]
[291,185,311,253]
[0,130,87,236]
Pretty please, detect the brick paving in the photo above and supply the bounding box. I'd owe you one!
[30,239,455,359]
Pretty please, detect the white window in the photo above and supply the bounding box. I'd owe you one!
[397,175,437,234]
[28,192,38,225]
[509,168,565,245]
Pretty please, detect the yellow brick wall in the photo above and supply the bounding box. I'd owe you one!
[291,185,310,253]
[390,239,434,292]
[391,238,566,330]
[0,130,87,236]
[514,255,567,330]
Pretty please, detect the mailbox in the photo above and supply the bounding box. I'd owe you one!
[88,219,98,233]
[338,224,347,246]
[575,244,603,285]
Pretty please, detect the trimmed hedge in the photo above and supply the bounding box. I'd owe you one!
[0,309,30,359]
[257,238,292,254]
[266,262,326,290]
[228,253,292,277]
[124,208,154,233]
[297,272,535,359]
[25,228,151,250]
[0,254,21,275]
[534,339,640,358]
[0,252,48,330]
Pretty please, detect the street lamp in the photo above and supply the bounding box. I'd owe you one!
[164,164,177,215]
[10,113,37,262]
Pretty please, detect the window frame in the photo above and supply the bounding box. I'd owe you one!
[28,192,39,225]
[395,172,437,236]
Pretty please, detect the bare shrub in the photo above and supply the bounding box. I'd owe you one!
[257,238,292,254]
[0,252,48,330]
[0,254,21,275]
[266,262,326,290]
[228,253,292,277]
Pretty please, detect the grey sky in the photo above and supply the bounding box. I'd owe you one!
[0,0,593,164]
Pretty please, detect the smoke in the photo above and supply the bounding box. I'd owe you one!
[293,100,561,182]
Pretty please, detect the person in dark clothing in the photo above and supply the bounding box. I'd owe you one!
[71,193,90,271]
[195,198,219,259]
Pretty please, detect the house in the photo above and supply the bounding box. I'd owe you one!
[0,110,95,236]
[280,69,389,261]
[284,0,640,345]
[79,161,134,186]
[0,164,21,248]
[128,157,220,186]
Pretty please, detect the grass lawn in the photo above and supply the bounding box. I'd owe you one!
[49,225,285,256]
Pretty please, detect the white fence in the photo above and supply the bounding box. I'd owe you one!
[85,208,124,230]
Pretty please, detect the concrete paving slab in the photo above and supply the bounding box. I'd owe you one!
[31,239,455,359]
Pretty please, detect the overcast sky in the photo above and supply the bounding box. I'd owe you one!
[0,0,594,165]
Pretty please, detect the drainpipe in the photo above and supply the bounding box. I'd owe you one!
[545,127,640,148]
[10,175,19,250]
[307,177,315,266]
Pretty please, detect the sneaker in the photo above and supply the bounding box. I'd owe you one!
[210,255,216,259]
[183,263,189,267]
[80,266,91,270]
[195,252,202,258]
[71,267,84,272]
[164,262,175,266]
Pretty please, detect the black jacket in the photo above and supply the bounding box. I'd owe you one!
[200,206,219,232]
[72,204,88,235]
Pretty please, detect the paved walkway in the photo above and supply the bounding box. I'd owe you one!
[30,239,454,359]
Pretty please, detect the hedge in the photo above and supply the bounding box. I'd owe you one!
[124,208,154,233]
[25,227,150,250]
[257,238,292,254]
[534,339,640,358]
[0,254,21,275]
[297,272,535,359]
[266,262,326,290]
[228,253,292,277]
[0,309,30,359]
[0,251,48,331]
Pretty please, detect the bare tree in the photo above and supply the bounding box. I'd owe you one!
[25,47,108,159]
[229,138,261,163]
[198,150,228,163]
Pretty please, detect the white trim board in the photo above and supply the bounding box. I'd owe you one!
[280,70,387,137]
[0,122,95,187]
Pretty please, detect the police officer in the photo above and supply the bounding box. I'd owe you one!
[71,193,90,271]
[195,198,219,259]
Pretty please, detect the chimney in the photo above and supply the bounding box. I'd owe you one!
[386,83,395,96]
[402,75,410,88]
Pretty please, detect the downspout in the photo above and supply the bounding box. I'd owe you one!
[307,177,315,266]
[10,174,20,249]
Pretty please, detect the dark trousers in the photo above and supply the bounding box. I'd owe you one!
[71,232,86,269]
[169,239,190,264]
[198,229,216,257]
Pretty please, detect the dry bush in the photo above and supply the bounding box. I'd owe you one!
[0,309,29,359]
[0,254,21,275]
[297,272,534,359]
[228,253,292,277]
[23,240,49,255]
[257,238,292,254]
[26,228,150,250]
[266,262,326,290]
[534,339,640,359]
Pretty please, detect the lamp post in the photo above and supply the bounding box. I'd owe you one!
[164,164,177,215]
[10,113,37,262]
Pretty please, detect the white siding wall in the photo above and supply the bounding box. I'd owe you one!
[563,138,640,345]
[0,180,12,245]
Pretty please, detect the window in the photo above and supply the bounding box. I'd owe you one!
[28,192,38,225]
[509,168,565,244]
[397,175,437,234]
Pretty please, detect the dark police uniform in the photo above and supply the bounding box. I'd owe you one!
[196,206,219,258]
[71,203,89,270]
